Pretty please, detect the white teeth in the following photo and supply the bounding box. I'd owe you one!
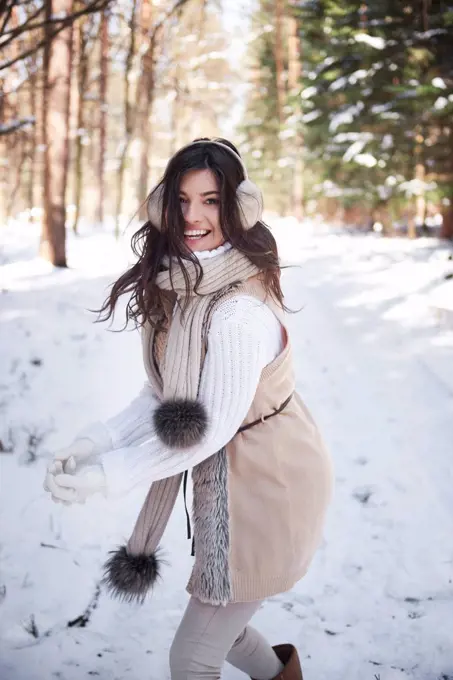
[184,230,209,237]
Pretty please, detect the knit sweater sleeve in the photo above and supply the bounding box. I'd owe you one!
[100,296,283,497]
[75,381,159,453]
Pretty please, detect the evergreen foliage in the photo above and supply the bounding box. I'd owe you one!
[241,0,453,231]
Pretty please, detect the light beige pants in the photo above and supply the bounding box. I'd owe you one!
[169,596,284,680]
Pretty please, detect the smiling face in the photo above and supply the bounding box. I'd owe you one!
[179,169,225,252]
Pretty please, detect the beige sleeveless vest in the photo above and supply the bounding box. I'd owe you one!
[146,279,333,604]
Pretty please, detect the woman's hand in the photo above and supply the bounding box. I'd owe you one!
[44,460,107,504]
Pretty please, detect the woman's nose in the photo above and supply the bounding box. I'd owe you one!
[184,201,202,224]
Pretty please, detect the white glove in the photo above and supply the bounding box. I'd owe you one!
[47,433,101,481]
[44,460,107,505]
[48,423,113,473]
[44,439,97,502]
[52,437,98,466]
[43,459,73,503]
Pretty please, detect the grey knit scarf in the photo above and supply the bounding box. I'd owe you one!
[103,248,259,603]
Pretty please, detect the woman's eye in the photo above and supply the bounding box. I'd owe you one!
[179,197,188,204]
[206,198,219,205]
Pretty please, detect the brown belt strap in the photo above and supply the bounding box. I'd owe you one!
[237,392,293,434]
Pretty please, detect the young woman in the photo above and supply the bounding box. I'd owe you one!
[44,138,333,680]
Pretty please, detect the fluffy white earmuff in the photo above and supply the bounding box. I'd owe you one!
[147,183,165,231]
[147,140,263,231]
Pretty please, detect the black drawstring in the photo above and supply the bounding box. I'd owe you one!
[183,470,196,557]
[183,470,191,540]
[182,393,293,557]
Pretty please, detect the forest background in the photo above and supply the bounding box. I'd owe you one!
[1,0,453,267]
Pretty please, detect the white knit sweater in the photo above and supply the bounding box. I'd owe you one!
[79,249,284,497]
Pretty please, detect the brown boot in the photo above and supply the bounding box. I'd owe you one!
[271,644,303,680]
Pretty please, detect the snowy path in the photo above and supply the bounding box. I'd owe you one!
[1,225,452,680]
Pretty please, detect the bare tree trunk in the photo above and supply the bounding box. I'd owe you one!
[7,132,27,216]
[97,7,108,225]
[409,127,425,239]
[3,5,20,219]
[137,94,153,220]
[134,0,191,220]
[0,5,19,219]
[422,0,430,31]
[41,0,74,267]
[115,0,138,238]
[27,64,38,212]
[136,0,155,221]
[274,0,285,127]
[440,204,452,238]
[3,128,17,223]
[0,84,5,225]
[170,72,181,155]
[137,34,157,220]
[73,14,89,234]
[415,162,426,229]
[360,1,368,29]
[441,129,453,239]
[287,14,304,220]
[441,205,453,239]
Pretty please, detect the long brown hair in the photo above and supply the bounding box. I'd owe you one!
[97,138,284,328]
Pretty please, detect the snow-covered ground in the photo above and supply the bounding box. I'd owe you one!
[1,218,452,680]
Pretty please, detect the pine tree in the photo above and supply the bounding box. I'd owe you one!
[295,0,453,235]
